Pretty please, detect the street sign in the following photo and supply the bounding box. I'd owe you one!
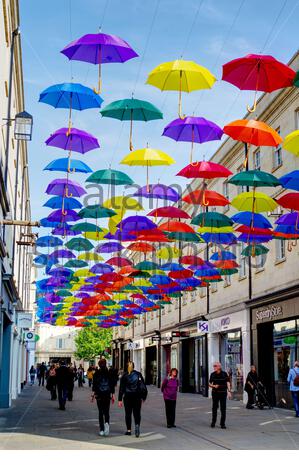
[151,335,161,341]
[197,321,209,334]
[25,331,34,341]
[17,312,33,329]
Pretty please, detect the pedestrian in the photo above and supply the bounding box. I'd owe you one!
[244,365,259,409]
[55,360,71,410]
[118,361,147,438]
[91,359,115,437]
[46,364,57,400]
[29,365,36,385]
[161,368,179,428]
[209,362,232,429]
[87,366,94,388]
[67,365,76,401]
[77,365,84,387]
[38,362,47,387]
[287,360,299,417]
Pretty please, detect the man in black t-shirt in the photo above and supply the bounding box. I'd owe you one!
[209,362,231,429]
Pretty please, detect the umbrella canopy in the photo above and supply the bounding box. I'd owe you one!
[47,209,80,222]
[106,257,132,267]
[86,168,134,185]
[65,238,94,252]
[45,128,100,154]
[36,236,63,248]
[279,170,299,191]
[44,158,92,173]
[223,119,282,147]
[228,170,280,188]
[191,212,233,227]
[282,131,299,157]
[72,222,102,232]
[210,251,236,261]
[162,116,223,162]
[78,205,116,219]
[276,193,299,210]
[231,211,272,228]
[64,259,89,268]
[127,242,155,253]
[231,191,277,213]
[43,196,83,210]
[90,263,114,274]
[183,189,229,206]
[241,244,269,257]
[39,82,103,109]
[159,220,195,233]
[146,59,216,118]
[96,242,124,253]
[52,226,81,236]
[118,215,156,232]
[133,184,180,202]
[147,206,190,219]
[276,213,299,226]
[50,249,76,259]
[177,160,232,179]
[45,178,86,197]
[222,54,295,112]
[77,252,104,261]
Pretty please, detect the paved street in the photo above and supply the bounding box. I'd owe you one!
[0,383,299,450]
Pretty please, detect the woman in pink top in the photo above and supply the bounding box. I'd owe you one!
[161,368,179,428]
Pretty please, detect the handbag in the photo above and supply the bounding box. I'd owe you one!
[137,373,148,401]
[293,369,299,386]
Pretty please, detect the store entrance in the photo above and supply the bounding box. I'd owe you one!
[219,330,243,400]
[197,336,208,396]
[145,346,157,385]
[181,338,195,393]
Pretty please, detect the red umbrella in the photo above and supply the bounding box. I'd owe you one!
[99,273,124,282]
[180,255,205,265]
[147,206,190,218]
[106,256,132,267]
[182,189,230,206]
[276,193,299,210]
[177,160,232,179]
[169,269,193,279]
[127,242,155,252]
[132,228,170,242]
[119,266,139,275]
[222,54,295,112]
[159,221,195,233]
[213,260,239,269]
[223,119,282,147]
[235,225,273,235]
[130,293,147,300]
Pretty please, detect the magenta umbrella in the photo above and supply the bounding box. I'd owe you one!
[46,179,86,198]
[162,116,223,163]
[47,209,81,223]
[45,127,99,154]
[61,33,138,94]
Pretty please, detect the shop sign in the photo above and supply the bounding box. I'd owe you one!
[255,305,283,322]
[25,331,34,341]
[210,316,231,332]
[17,312,33,329]
[197,321,209,334]
[127,342,139,350]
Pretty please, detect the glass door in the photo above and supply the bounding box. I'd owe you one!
[220,330,243,400]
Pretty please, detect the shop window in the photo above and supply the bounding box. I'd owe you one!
[272,128,282,169]
[275,238,285,261]
[56,338,64,349]
[220,330,243,399]
[254,149,261,170]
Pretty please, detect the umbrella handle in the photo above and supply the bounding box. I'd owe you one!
[247,98,257,113]
[178,71,186,120]
[62,208,68,216]
[65,188,73,198]
[287,240,293,252]
[129,111,133,151]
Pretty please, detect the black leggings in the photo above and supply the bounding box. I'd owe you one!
[96,395,111,431]
[164,399,176,426]
[124,394,142,430]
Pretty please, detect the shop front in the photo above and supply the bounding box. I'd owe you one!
[251,293,299,408]
[144,338,158,385]
[209,309,250,401]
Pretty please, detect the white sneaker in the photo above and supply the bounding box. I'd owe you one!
[99,430,104,436]
[104,422,110,436]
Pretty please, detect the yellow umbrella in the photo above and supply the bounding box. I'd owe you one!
[283,130,299,157]
[73,269,93,278]
[197,226,234,233]
[156,246,181,259]
[146,60,216,118]
[77,252,104,261]
[103,196,143,212]
[82,230,109,241]
[120,148,175,190]
[231,191,277,213]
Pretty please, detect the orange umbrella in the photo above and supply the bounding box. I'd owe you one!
[182,189,230,206]
[213,260,239,269]
[127,242,155,252]
[147,206,190,218]
[159,220,195,233]
[119,266,139,275]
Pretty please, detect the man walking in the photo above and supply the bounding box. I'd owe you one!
[55,361,71,410]
[38,362,47,387]
[209,362,231,429]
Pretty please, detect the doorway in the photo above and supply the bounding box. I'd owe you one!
[181,339,195,393]
[145,346,157,385]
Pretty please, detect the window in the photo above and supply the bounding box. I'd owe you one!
[276,239,285,261]
[273,128,282,169]
[223,180,229,213]
[57,338,64,349]
[254,149,261,170]
[237,166,246,194]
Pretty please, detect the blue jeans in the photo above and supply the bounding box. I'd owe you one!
[291,391,299,416]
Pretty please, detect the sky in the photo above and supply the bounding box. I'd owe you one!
[19,0,299,227]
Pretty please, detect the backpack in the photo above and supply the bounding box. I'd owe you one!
[95,373,110,394]
[293,369,299,387]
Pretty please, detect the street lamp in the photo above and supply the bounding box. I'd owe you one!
[14,111,33,141]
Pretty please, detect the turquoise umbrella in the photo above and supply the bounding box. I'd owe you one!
[100,98,163,150]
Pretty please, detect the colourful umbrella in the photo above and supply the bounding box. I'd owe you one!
[50,249,76,259]
[120,148,175,190]
[78,205,116,219]
[146,60,216,118]
[106,257,132,267]
[223,119,282,151]
[64,260,89,268]
[177,160,232,179]
[52,226,81,236]
[231,211,272,228]
[86,168,134,185]
[241,244,269,257]
[45,178,86,198]
[127,242,155,253]
[191,212,233,227]
[279,171,299,191]
[100,98,163,150]
[44,158,92,174]
[228,169,280,188]
[231,191,277,213]
[43,196,83,210]
[96,242,124,253]
[276,193,299,211]
[162,116,223,162]
[210,251,236,261]
[133,184,180,202]
[45,127,99,157]
[282,130,299,157]
[36,236,63,247]
[118,215,157,233]
[159,220,195,233]
[61,33,138,93]
[222,54,295,112]
[147,206,190,219]
[47,209,81,222]
[65,238,94,252]
[183,189,229,206]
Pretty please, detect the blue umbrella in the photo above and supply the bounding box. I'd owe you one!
[279,171,299,191]
[43,196,83,210]
[150,274,172,285]
[44,158,92,174]
[33,254,49,265]
[237,234,272,243]
[210,250,236,261]
[39,82,103,110]
[36,236,63,248]
[231,211,272,229]
[201,233,237,245]
[39,218,64,228]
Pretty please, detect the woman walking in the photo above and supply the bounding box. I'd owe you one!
[118,361,147,438]
[29,365,36,385]
[91,359,115,436]
[161,368,179,428]
[245,365,259,409]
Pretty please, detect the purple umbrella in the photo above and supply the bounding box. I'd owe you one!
[133,184,180,202]
[52,227,81,236]
[276,212,299,226]
[46,178,86,198]
[162,116,223,163]
[46,277,70,287]
[90,263,114,274]
[104,230,137,241]
[75,293,90,299]
[47,209,81,223]
[49,249,76,259]
[48,267,73,277]
[45,127,99,154]
[96,242,124,253]
[45,293,62,303]
[61,33,138,94]
[117,215,157,232]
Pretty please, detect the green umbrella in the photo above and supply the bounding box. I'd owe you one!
[65,237,94,252]
[228,169,280,188]
[167,232,204,242]
[129,270,151,278]
[72,222,102,232]
[86,168,134,185]
[134,261,159,271]
[56,289,73,297]
[191,212,233,227]
[219,268,238,275]
[78,205,116,219]
[294,70,299,87]
[100,98,163,150]
[64,259,89,268]
[168,292,183,298]
[241,244,269,257]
